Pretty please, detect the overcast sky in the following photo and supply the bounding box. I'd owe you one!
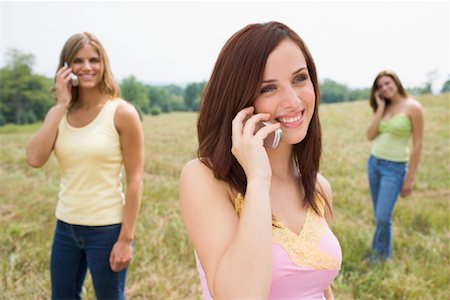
[1,1,449,90]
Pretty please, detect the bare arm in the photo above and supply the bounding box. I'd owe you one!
[180,161,272,299]
[26,66,73,167]
[316,173,333,225]
[366,92,386,141]
[401,101,424,197]
[324,285,335,300]
[317,174,336,299]
[109,101,144,272]
[180,108,281,299]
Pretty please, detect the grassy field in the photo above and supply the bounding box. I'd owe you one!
[0,94,448,299]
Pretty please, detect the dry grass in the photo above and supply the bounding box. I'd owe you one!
[0,94,448,299]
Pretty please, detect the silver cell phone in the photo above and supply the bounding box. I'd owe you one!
[64,62,79,87]
[250,114,282,149]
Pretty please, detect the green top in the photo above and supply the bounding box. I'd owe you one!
[372,113,412,162]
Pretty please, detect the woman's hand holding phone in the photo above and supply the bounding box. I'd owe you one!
[375,90,386,109]
[55,63,75,108]
[231,107,281,182]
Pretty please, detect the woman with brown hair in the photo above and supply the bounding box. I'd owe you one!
[26,32,144,299]
[366,70,424,262]
[179,22,341,299]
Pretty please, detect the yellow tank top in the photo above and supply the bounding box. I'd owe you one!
[54,99,124,225]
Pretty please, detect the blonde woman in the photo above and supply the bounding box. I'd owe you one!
[26,32,144,299]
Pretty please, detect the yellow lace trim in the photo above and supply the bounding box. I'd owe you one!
[234,193,341,270]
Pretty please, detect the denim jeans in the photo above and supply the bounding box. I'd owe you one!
[50,220,127,300]
[367,155,406,260]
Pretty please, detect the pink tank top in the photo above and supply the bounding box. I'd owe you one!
[195,193,342,299]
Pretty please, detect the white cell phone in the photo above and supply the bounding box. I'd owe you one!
[64,62,79,87]
[250,114,282,149]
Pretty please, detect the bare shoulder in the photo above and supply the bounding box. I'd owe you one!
[180,158,215,185]
[115,99,140,119]
[181,158,211,177]
[114,99,141,132]
[406,98,424,117]
[179,158,237,227]
[180,158,233,205]
[407,97,423,108]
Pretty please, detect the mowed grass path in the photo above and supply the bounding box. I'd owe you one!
[0,94,448,299]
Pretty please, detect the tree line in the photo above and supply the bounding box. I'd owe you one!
[1,49,449,126]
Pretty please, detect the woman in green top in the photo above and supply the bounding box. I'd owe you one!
[366,70,424,261]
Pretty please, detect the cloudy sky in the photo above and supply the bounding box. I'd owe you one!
[1,1,449,90]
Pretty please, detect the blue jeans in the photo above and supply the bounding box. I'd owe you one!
[50,220,127,300]
[367,155,406,260]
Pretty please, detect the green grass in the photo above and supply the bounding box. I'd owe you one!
[0,94,449,299]
[0,123,41,134]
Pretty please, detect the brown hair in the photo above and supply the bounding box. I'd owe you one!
[370,70,408,112]
[197,21,324,214]
[54,32,120,106]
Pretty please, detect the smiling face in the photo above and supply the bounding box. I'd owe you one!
[377,75,399,99]
[253,38,316,146]
[69,44,102,89]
